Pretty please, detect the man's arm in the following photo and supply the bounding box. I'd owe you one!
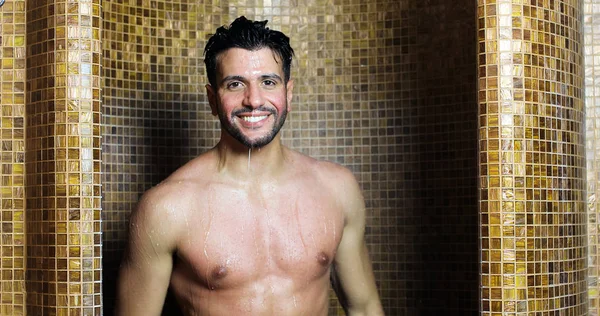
[331,168,384,316]
[115,187,180,315]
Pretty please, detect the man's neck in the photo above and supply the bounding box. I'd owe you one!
[214,133,287,180]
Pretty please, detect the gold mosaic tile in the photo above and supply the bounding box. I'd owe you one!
[0,0,27,315]
[478,0,588,314]
[0,0,594,314]
[22,0,103,314]
[585,0,600,313]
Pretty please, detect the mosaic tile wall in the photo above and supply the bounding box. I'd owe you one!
[24,0,103,315]
[1,0,597,315]
[101,0,216,313]
[0,1,26,315]
[478,0,588,314]
[0,0,596,315]
[101,0,479,314]
[585,0,600,314]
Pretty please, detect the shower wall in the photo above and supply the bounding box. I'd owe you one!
[3,0,596,315]
[478,0,588,314]
[101,0,217,312]
[585,0,600,313]
[24,0,104,315]
[100,0,479,315]
[0,1,26,315]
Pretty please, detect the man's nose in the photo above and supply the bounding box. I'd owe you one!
[243,84,264,108]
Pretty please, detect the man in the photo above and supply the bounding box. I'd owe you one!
[116,16,384,315]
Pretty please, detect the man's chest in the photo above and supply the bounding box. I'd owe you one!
[174,183,345,289]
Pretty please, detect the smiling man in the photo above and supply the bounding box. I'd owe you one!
[116,16,384,316]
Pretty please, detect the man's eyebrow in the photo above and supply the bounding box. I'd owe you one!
[220,73,283,86]
[260,73,283,82]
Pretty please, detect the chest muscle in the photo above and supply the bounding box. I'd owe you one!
[175,184,344,290]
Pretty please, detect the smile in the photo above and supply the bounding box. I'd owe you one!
[241,115,268,123]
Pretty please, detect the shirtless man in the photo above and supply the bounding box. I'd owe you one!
[116,16,384,316]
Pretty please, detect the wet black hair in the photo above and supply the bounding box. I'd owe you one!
[203,16,295,87]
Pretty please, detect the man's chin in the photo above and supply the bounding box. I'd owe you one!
[240,136,275,149]
[222,120,284,149]
[225,129,275,149]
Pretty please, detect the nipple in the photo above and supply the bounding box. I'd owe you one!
[211,265,228,280]
[206,264,228,291]
[317,252,330,266]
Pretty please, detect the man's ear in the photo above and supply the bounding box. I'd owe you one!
[206,84,218,116]
[286,79,294,112]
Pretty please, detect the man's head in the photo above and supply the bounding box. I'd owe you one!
[204,16,294,88]
[204,17,295,149]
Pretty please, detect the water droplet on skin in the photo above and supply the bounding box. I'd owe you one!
[144,229,159,258]
[204,185,215,307]
[294,196,308,255]
[250,203,260,260]
[255,186,276,298]
[185,216,190,245]
[248,148,252,172]
[332,220,336,243]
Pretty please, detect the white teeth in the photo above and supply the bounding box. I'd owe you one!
[242,115,267,123]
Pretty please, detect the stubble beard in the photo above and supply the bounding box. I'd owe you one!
[217,103,288,149]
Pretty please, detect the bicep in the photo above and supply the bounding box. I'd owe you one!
[333,219,376,309]
[117,251,173,315]
[116,200,177,316]
[331,168,383,315]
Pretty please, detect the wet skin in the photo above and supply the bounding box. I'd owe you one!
[116,48,384,316]
[168,151,345,315]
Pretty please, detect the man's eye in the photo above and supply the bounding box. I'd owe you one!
[263,80,276,86]
[227,82,243,89]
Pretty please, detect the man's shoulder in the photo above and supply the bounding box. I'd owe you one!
[286,149,356,186]
[133,167,210,226]
[167,149,217,182]
[141,178,196,205]
[136,149,219,212]
[287,151,364,220]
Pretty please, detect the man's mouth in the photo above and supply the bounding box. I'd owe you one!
[241,115,268,123]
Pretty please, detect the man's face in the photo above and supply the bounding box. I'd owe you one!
[206,47,294,149]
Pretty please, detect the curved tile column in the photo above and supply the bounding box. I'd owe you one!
[478,0,587,314]
[25,0,103,314]
[584,0,600,313]
[0,0,27,315]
